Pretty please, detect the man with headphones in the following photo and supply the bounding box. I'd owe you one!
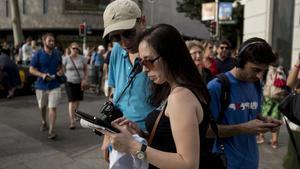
[207,37,282,169]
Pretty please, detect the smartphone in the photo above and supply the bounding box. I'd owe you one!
[75,110,119,133]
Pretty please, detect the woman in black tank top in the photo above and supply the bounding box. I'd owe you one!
[103,24,210,169]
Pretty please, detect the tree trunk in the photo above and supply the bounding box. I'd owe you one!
[10,0,24,46]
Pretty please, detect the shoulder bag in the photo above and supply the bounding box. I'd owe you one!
[70,56,90,90]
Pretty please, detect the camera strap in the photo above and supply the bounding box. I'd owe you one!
[114,59,142,104]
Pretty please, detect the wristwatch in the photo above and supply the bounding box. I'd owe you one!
[135,144,147,160]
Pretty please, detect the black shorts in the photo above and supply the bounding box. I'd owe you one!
[65,82,84,102]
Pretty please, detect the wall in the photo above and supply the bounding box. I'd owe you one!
[243,0,273,42]
[291,0,300,66]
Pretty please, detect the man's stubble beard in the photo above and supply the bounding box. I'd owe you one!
[45,44,55,51]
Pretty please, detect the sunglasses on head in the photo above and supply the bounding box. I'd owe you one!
[139,55,160,70]
[109,28,137,42]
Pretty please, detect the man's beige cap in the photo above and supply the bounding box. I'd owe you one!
[102,0,141,38]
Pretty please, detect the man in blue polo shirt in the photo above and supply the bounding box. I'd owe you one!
[29,33,64,140]
[207,37,282,169]
[100,0,155,162]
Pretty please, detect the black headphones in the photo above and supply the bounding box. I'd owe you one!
[235,41,264,68]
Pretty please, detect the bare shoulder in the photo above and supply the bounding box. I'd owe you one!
[167,87,200,108]
[167,86,204,122]
[169,87,193,101]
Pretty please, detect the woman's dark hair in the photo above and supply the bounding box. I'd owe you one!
[138,24,210,106]
[237,37,277,68]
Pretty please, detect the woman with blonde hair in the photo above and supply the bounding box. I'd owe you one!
[63,42,88,129]
[185,40,213,84]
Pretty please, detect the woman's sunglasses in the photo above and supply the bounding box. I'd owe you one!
[71,47,79,51]
[139,55,160,70]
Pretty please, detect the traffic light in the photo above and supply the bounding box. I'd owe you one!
[209,20,217,37]
[79,23,86,37]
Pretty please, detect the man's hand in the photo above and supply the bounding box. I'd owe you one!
[264,117,282,132]
[242,119,279,135]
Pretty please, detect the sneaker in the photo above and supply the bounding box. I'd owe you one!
[40,123,48,131]
[48,132,57,139]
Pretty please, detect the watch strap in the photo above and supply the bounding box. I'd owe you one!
[141,143,147,152]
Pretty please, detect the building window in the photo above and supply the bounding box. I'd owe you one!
[22,0,26,14]
[43,0,48,14]
[63,0,110,14]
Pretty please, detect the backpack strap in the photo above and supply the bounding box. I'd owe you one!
[216,73,231,123]
[254,80,261,97]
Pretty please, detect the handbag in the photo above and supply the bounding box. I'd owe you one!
[200,119,227,169]
[278,92,300,125]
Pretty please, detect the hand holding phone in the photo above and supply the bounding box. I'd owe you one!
[44,74,55,81]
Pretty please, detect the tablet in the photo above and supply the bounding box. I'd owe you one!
[75,110,119,133]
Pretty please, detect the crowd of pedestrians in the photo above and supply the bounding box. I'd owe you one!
[1,0,300,168]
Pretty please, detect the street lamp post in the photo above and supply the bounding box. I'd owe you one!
[215,0,220,40]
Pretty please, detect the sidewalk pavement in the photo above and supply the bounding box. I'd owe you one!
[0,90,289,169]
[0,123,108,169]
[0,121,288,169]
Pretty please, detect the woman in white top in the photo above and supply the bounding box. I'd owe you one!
[63,42,88,129]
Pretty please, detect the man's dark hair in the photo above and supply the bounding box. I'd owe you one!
[42,33,55,42]
[216,39,231,48]
[236,37,277,68]
[137,24,210,106]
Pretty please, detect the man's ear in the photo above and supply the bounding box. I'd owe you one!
[140,16,146,25]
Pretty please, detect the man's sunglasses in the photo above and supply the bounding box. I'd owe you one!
[72,47,79,51]
[109,28,137,42]
[139,55,160,70]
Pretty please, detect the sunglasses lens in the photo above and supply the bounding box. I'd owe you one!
[140,60,152,69]
[121,29,136,39]
[110,34,121,42]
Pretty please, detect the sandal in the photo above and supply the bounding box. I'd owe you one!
[256,135,265,144]
[268,139,278,149]
[48,132,57,139]
[40,123,48,132]
[270,140,278,149]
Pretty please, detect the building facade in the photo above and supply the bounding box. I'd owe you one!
[0,0,111,49]
[243,0,299,68]
[0,0,209,51]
